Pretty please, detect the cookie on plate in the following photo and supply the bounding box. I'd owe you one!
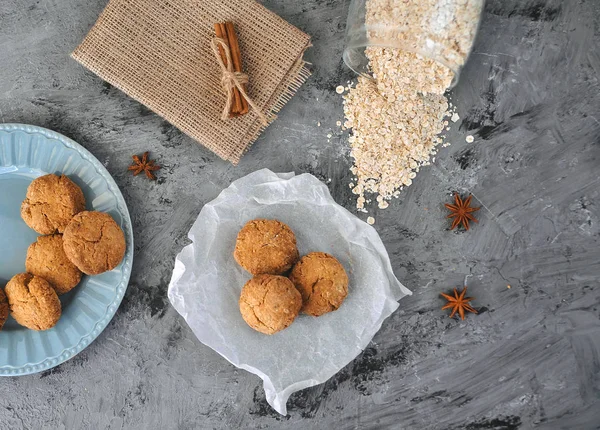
[26,234,82,295]
[21,174,86,235]
[289,252,349,317]
[239,274,302,335]
[234,219,299,275]
[5,273,61,331]
[62,211,126,275]
[0,288,8,331]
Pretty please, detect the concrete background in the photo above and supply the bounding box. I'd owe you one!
[1,0,600,428]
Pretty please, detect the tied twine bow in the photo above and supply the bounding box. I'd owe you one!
[210,38,268,126]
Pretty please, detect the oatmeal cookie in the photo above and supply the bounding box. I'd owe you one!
[289,252,349,316]
[62,211,126,275]
[239,274,302,335]
[21,174,86,234]
[234,219,299,275]
[26,234,82,294]
[5,273,61,331]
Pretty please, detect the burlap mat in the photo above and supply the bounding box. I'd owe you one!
[72,0,311,164]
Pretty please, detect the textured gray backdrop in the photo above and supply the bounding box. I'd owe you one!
[1,0,599,429]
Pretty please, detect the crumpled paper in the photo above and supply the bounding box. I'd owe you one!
[168,169,411,415]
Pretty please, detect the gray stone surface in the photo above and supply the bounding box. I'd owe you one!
[1,0,600,428]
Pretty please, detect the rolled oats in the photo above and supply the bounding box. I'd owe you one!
[343,0,481,210]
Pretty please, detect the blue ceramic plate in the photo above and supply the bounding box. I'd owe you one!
[0,124,133,376]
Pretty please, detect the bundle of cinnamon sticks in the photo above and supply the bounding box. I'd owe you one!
[214,22,249,117]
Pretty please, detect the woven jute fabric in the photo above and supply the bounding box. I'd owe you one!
[72,0,311,164]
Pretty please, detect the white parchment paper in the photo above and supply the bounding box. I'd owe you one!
[168,169,411,415]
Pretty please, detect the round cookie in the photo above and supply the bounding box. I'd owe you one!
[289,252,349,317]
[234,219,299,275]
[62,211,126,275]
[21,174,86,235]
[239,274,302,335]
[0,288,8,331]
[5,273,61,331]
[26,234,82,295]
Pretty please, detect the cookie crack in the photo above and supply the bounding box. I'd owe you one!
[270,224,286,241]
[25,200,77,212]
[74,220,108,244]
[257,281,271,308]
[241,296,276,333]
[252,222,286,248]
[324,293,339,311]
[10,296,31,305]
[251,280,278,331]
[34,210,56,233]
[306,273,339,312]
[306,276,324,303]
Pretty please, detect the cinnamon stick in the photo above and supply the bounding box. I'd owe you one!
[214,23,227,67]
[214,23,243,116]
[224,22,249,115]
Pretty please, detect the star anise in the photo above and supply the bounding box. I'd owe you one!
[128,152,160,180]
[445,193,480,230]
[441,287,478,320]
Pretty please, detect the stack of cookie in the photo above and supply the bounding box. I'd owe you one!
[0,174,126,332]
[234,219,349,335]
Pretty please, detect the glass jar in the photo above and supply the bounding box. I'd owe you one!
[343,0,485,88]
